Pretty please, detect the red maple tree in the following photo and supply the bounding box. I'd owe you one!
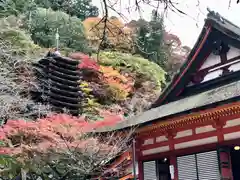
[0,113,130,179]
[68,52,100,71]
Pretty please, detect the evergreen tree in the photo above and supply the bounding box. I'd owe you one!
[0,0,37,17]
[26,8,89,52]
[34,0,99,20]
[135,10,169,69]
[135,22,150,55]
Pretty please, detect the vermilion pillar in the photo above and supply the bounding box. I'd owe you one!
[138,161,143,180]
[218,147,233,180]
[135,137,143,180]
[170,155,178,180]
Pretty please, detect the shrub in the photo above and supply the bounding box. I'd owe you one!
[106,83,129,101]
[0,16,40,55]
[95,51,166,91]
[0,114,124,179]
[0,0,36,17]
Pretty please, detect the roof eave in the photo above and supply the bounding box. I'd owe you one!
[152,21,212,107]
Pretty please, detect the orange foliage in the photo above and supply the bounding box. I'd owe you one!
[83,17,133,52]
[100,66,134,93]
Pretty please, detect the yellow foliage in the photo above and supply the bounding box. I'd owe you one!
[79,81,89,88]
[87,98,100,107]
[100,65,134,94]
[79,81,101,120]
[106,83,129,101]
[83,17,133,52]
[82,87,92,93]
[100,66,128,83]
[79,81,93,94]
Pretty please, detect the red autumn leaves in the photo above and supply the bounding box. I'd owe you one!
[0,113,122,156]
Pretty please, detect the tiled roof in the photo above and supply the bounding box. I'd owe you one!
[97,80,240,132]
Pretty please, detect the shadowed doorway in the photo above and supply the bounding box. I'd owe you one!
[231,146,240,180]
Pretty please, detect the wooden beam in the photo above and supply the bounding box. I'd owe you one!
[220,53,230,74]
[199,55,240,74]
[189,54,240,85]
[139,123,240,162]
[137,102,240,135]
[139,137,240,162]
[140,130,218,151]
[140,118,240,152]
[108,152,131,169]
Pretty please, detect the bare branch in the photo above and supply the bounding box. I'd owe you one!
[97,0,109,60]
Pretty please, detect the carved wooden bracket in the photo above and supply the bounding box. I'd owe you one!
[212,118,226,130]
[166,130,177,140]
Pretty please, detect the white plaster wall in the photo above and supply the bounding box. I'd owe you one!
[224,131,240,141]
[174,136,218,150]
[142,138,154,146]
[156,136,168,143]
[228,61,240,72]
[200,53,221,70]
[195,125,215,134]
[224,118,240,128]
[202,69,223,82]
[227,46,240,60]
[175,129,193,139]
[142,146,170,156]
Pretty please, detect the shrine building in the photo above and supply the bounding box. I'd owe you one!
[99,11,240,180]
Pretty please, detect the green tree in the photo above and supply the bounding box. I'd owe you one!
[26,8,89,52]
[135,10,169,69]
[35,0,99,20]
[0,0,36,17]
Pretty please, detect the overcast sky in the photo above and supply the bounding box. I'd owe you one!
[92,0,240,47]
